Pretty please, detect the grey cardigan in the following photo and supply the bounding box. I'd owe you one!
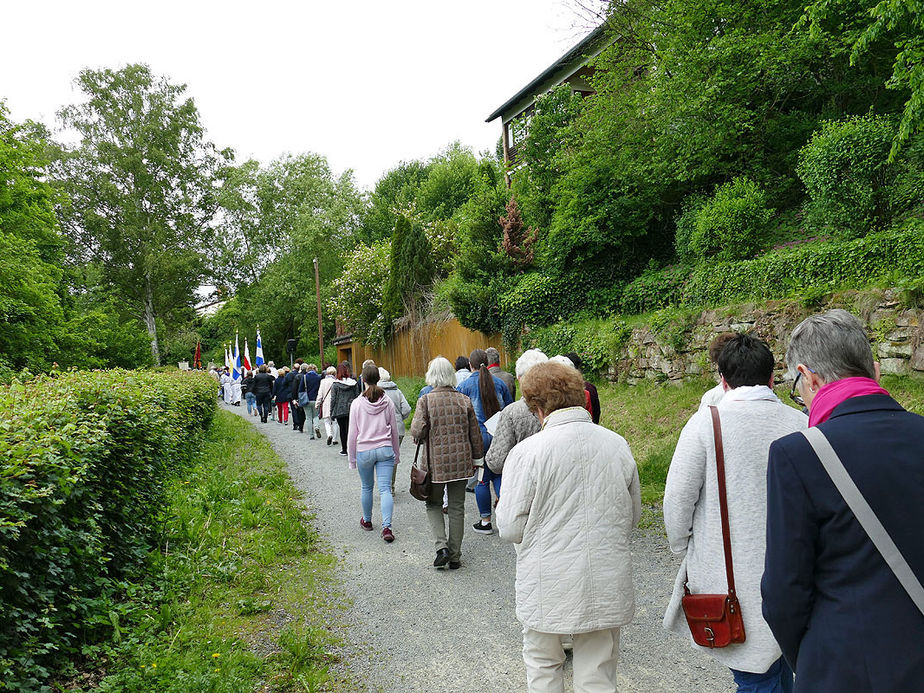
[662,390,807,672]
[485,398,540,474]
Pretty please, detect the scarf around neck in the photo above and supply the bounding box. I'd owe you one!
[808,376,889,427]
[720,384,780,404]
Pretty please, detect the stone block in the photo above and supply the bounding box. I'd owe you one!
[879,358,911,376]
[878,342,913,359]
[910,347,924,372]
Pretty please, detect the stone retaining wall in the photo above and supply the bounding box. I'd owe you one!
[607,290,924,384]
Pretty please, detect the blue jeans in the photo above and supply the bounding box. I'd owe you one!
[731,657,793,693]
[356,446,395,528]
[475,466,501,519]
[245,392,256,414]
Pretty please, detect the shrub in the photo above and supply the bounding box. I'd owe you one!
[682,220,924,306]
[618,264,692,315]
[0,370,216,689]
[673,194,706,265]
[797,114,898,237]
[689,177,774,262]
[521,319,630,375]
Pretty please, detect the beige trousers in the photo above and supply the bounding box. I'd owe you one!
[522,626,621,693]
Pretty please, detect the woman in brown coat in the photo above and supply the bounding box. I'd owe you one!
[410,356,484,570]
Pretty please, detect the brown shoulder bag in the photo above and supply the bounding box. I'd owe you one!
[680,405,746,648]
[409,436,432,502]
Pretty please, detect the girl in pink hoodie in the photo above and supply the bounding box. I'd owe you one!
[348,364,400,542]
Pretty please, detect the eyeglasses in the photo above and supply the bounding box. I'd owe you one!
[789,372,805,407]
[789,367,816,408]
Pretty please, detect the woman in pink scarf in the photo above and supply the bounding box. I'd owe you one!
[762,309,924,692]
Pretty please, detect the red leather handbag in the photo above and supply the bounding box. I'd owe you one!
[681,406,746,648]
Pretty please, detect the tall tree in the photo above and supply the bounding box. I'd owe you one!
[56,64,229,364]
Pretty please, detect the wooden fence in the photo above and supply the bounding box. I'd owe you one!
[336,317,509,379]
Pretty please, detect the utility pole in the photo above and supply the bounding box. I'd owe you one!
[314,257,325,369]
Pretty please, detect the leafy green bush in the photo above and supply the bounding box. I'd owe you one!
[618,264,692,315]
[673,194,706,265]
[689,177,774,262]
[682,220,924,306]
[797,114,898,237]
[521,319,630,375]
[0,370,216,690]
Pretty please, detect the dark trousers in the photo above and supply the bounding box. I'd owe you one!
[255,394,273,420]
[291,403,306,431]
[336,415,350,453]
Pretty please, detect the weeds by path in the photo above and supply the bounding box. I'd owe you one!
[61,409,349,692]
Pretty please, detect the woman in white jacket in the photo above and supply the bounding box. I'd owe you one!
[315,366,338,446]
[496,361,641,693]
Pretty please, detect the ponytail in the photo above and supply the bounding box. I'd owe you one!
[361,364,384,403]
[478,364,501,420]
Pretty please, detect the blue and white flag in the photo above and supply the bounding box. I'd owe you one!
[233,332,241,380]
[255,329,265,366]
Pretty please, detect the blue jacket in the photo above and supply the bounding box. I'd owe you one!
[457,371,513,452]
[274,371,293,400]
[293,371,322,401]
[762,394,924,691]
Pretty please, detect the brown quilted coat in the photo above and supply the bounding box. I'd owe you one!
[410,386,484,483]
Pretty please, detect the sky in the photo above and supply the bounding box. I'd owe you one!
[1,1,603,190]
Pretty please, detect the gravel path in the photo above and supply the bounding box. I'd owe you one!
[226,404,733,692]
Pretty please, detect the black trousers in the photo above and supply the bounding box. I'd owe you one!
[336,415,350,453]
[255,394,273,420]
[291,402,306,431]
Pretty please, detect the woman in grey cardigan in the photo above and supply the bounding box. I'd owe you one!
[663,333,806,692]
[410,356,483,570]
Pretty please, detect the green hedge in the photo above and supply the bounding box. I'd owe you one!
[0,370,216,690]
[682,221,924,306]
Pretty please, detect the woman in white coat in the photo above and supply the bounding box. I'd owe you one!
[315,366,338,446]
[496,360,641,693]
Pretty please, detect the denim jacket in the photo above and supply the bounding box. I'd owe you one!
[457,371,513,451]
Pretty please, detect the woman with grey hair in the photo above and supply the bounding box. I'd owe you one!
[316,365,339,446]
[485,349,548,475]
[410,356,484,569]
[762,309,924,691]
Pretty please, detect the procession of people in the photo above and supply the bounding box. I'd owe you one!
[212,310,924,693]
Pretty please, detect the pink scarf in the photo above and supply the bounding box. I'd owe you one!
[808,376,890,427]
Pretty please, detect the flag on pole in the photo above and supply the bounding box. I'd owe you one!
[255,329,265,366]
[194,340,201,369]
[233,332,241,380]
[243,337,252,371]
[224,344,230,370]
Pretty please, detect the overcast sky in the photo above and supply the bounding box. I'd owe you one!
[1,1,602,190]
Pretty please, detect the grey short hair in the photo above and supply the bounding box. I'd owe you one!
[300,363,309,372]
[378,366,392,382]
[362,359,376,369]
[515,349,548,379]
[485,347,501,364]
[786,309,875,382]
[425,356,456,389]
[550,354,575,369]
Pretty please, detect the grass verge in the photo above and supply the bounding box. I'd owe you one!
[59,409,348,692]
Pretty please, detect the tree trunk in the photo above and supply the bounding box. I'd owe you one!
[144,276,161,365]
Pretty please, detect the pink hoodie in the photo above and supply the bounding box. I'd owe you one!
[347,393,400,469]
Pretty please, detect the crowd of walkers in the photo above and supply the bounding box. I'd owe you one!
[213,310,924,693]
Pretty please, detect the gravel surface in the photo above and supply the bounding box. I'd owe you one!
[226,404,734,692]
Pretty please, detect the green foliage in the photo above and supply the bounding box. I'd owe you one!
[0,370,216,689]
[682,220,924,305]
[688,177,775,261]
[327,241,392,347]
[619,264,692,315]
[797,114,901,236]
[521,318,631,374]
[78,411,345,692]
[673,195,706,265]
[648,307,698,352]
[360,160,431,243]
[383,215,435,325]
[56,64,228,365]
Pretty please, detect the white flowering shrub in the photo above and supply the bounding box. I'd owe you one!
[328,241,392,347]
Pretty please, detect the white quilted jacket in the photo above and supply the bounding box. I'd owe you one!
[496,406,641,633]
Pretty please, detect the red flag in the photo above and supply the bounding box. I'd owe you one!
[194,340,202,369]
